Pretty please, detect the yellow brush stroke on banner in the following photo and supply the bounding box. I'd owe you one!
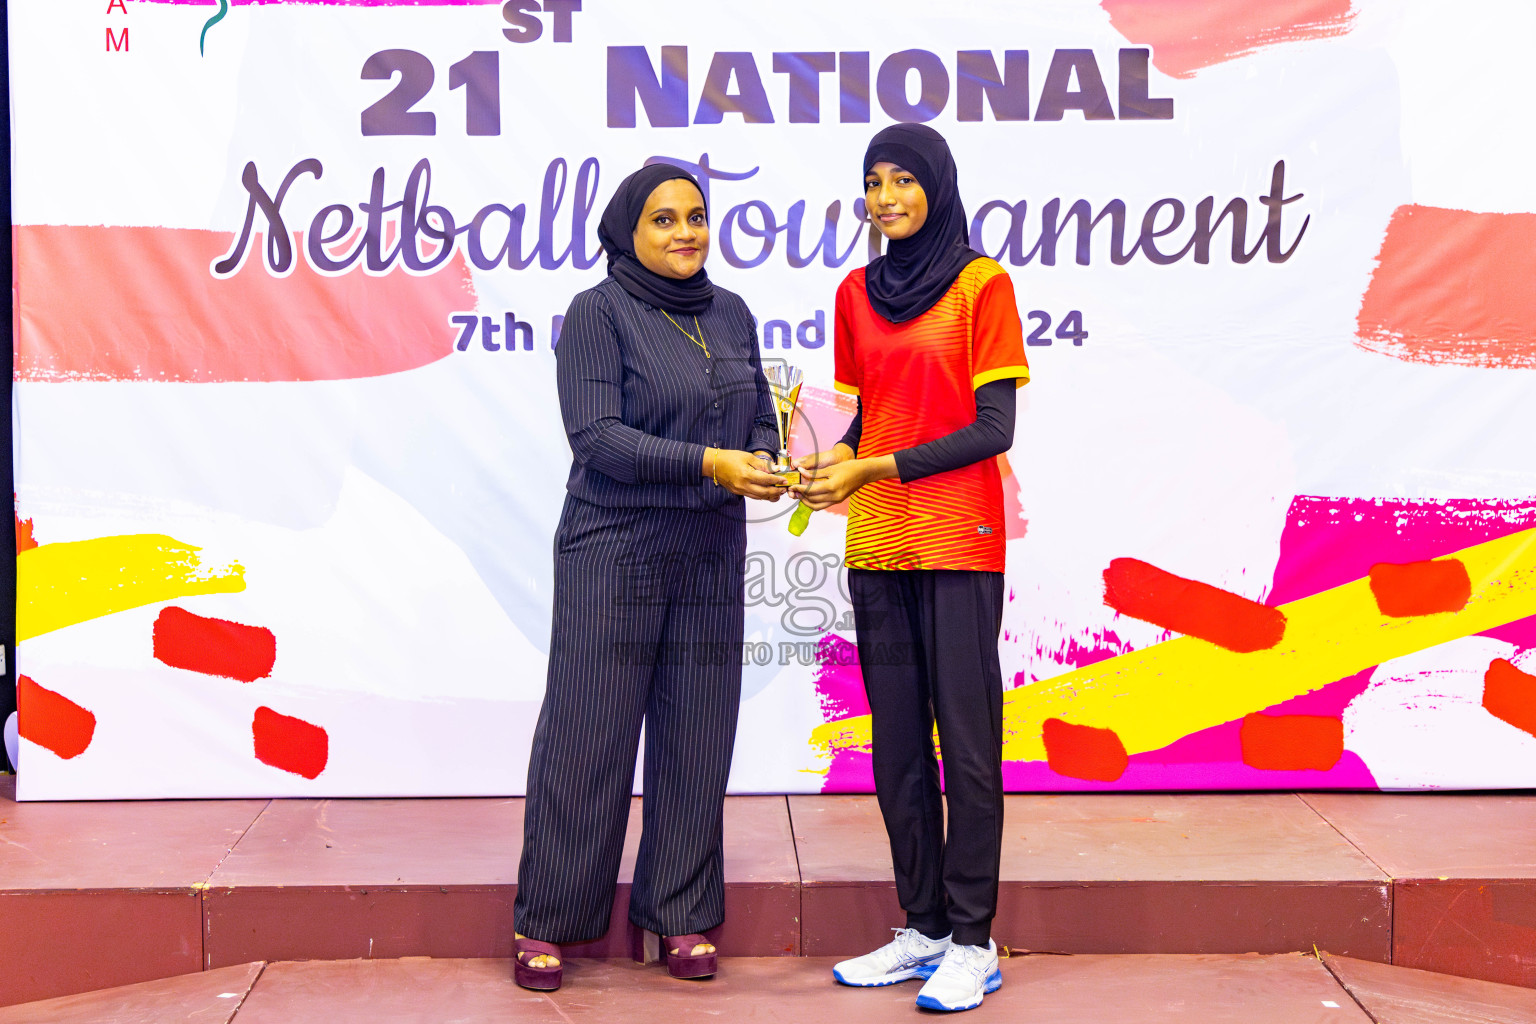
[17,534,246,641]
[811,527,1536,762]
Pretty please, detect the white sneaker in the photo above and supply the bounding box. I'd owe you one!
[832,928,952,987]
[914,939,1002,1011]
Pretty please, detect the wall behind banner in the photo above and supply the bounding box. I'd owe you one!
[9,0,1536,800]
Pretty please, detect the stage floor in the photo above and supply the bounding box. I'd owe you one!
[7,953,1536,1024]
[4,777,1536,1006]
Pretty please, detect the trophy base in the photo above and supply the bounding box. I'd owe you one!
[772,463,800,486]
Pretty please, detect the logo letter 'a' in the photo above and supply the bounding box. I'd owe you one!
[106,27,128,51]
[106,0,127,12]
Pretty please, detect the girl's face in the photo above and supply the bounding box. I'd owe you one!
[632,179,709,280]
[864,161,928,241]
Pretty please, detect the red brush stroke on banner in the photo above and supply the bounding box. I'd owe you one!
[1103,557,1287,653]
[253,706,329,779]
[15,225,470,382]
[16,513,37,553]
[1239,713,1343,771]
[1042,718,1128,782]
[1101,0,1354,80]
[18,675,97,760]
[1367,559,1472,618]
[1356,205,1536,369]
[1484,659,1536,738]
[153,606,277,682]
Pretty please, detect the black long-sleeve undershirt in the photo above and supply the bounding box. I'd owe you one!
[836,378,1016,483]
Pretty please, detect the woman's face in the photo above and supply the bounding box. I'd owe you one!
[864,161,928,241]
[632,179,709,280]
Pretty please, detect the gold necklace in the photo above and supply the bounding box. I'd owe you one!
[662,311,710,359]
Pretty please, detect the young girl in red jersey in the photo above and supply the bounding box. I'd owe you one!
[793,123,1029,1013]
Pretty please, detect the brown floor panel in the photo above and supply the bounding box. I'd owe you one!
[228,959,545,1024]
[19,785,1536,1002]
[792,793,1390,958]
[1305,794,1536,987]
[0,777,268,1006]
[979,952,1368,1024]
[1393,881,1536,989]
[0,962,263,1024]
[563,796,800,958]
[0,892,207,1008]
[208,796,525,889]
[0,777,266,889]
[206,795,521,967]
[1322,952,1536,1024]
[206,887,520,966]
[229,954,1368,1024]
[1303,794,1536,878]
[993,881,1390,958]
[205,795,799,965]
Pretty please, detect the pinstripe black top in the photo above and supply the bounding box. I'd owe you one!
[557,277,780,510]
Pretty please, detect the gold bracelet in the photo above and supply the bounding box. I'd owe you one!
[711,450,720,487]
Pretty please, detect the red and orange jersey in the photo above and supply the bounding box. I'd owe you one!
[834,257,1029,572]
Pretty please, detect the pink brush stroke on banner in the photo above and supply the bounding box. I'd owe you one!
[15,225,469,383]
[1268,495,1536,606]
[1355,205,1536,370]
[1017,625,1136,688]
[1101,0,1355,80]
[811,635,875,792]
[812,494,1536,792]
[812,629,1377,793]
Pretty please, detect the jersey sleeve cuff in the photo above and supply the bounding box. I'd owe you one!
[973,365,1031,389]
[833,379,861,396]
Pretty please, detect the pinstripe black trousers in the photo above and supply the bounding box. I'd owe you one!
[514,496,746,942]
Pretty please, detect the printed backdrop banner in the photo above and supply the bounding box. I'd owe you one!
[10,0,1536,799]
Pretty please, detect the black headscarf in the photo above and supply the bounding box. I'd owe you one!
[862,124,984,323]
[596,162,715,315]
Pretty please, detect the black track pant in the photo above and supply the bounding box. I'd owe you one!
[515,497,745,942]
[848,568,1005,947]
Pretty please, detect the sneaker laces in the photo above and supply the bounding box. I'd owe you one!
[880,927,940,966]
[930,942,991,983]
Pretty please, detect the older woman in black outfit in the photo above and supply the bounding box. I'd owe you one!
[512,163,785,992]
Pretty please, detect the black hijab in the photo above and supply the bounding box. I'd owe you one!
[596,162,715,315]
[862,124,984,323]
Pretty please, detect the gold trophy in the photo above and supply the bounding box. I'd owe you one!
[763,364,803,485]
[763,364,816,535]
